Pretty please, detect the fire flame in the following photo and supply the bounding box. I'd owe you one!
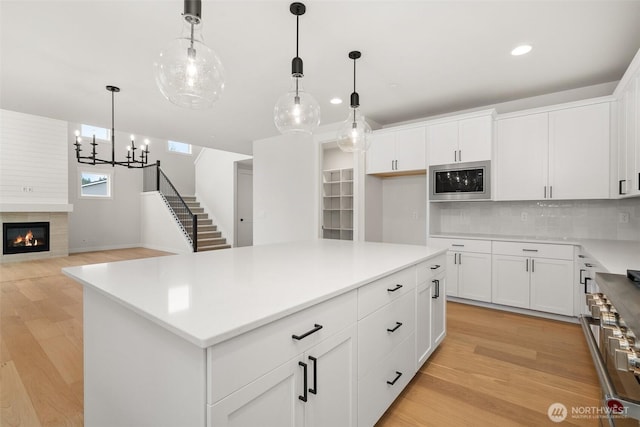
[13,230,36,246]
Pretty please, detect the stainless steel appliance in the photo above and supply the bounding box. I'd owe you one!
[581,272,640,426]
[429,160,491,201]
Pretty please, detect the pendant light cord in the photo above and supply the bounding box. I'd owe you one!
[296,15,299,58]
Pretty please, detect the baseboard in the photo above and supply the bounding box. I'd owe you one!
[447,296,579,324]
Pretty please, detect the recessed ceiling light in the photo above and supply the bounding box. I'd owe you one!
[511,44,532,56]
[330,97,343,105]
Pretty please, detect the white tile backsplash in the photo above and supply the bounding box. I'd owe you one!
[430,199,640,241]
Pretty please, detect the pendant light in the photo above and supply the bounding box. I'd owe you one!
[337,51,371,152]
[154,0,225,109]
[273,2,321,134]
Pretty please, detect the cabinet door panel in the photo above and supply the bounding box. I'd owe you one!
[549,103,610,199]
[627,77,638,195]
[209,358,302,427]
[530,258,574,316]
[457,252,492,302]
[495,113,549,200]
[431,276,446,349]
[618,93,630,195]
[395,127,426,172]
[305,325,357,427]
[366,132,396,174]
[428,121,458,166]
[416,281,433,368]
[458,115,492,163]
[492,255,530,309]
[445,252,458,297]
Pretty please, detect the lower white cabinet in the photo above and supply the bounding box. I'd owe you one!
[492,241,574,316]
[417,272,446,368]
[210,324,357,427]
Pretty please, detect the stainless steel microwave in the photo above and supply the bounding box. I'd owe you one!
[430,160,491,201]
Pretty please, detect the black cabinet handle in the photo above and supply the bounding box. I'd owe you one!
[387,322,403,333]
[308,356,317,395]
[299,361,308,402]
[522,249,538,252]
[584,277,592,294]
[292,324,323,340]
[579,269,585,285]
[387,284,403,292]
[531,259,535,273]
[432,279,440,299]
[526,259,529,272]
[387,371,403,386]
[620,179,626,195]
[578,255,585,258]
[585,263,594,268]
[430,264,441,270]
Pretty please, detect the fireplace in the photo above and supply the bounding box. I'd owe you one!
[3,222,50,255]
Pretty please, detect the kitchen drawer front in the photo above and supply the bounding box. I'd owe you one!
[429,237,491,253]
[358,266,416,320]
[357,333,416,427]
[358,290,416,379]
[492,241,574,260]
[207,290,357,404]
[416,254,446,285]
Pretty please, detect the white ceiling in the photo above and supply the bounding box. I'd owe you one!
[2,1,640,155]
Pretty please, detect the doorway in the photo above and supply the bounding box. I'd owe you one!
[235,160,253,247]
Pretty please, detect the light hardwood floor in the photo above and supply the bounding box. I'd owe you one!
[1,249,601,426]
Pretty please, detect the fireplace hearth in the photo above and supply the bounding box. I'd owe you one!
[3,222,50,255]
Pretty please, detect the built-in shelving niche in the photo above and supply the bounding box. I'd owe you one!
[321,146,354,241]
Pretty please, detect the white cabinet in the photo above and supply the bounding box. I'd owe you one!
[416,257,446,368]
[549,102,611,200]
[429,238,492,302]
[496,101,611,201]
[427,113,493,166]
[210,324,357,427]
[366,127,426,174]
[492,241,574,316]
[495,113,549,200]
[617,75,639,197]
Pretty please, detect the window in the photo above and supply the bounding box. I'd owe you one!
[81,124,110,141]
[79,170,112,198]
[167,140,192,155]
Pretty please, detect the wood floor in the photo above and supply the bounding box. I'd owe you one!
[1,249,601,427]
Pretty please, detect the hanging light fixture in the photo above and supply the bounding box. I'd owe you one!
[337,51,371,152]
[154,0,225,109]
[73,86,150,168]
[273,2,320,134]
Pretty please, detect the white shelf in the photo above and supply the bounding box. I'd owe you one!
[322,168,354,241]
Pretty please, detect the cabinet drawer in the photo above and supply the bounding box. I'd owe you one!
[358,267,416,319]
[416,254,446,284]
[429,237,491,253]
[492,241,574,260]
[358,290,415,379]
[357,333,416,427]
[207,290,357,404]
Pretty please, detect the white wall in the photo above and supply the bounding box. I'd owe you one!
[253,133,319,245]
[140,192,192,253]
[194,148,251,246]
[381,176,427,245]
[323,146,353,171]
[0,109,68,205]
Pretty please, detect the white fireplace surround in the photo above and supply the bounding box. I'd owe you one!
[0,212,69,263]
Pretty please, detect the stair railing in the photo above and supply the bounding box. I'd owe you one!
[143,161,198,252]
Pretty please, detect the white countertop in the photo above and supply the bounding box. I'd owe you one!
[63,240,444,348]
[429,233,639,274]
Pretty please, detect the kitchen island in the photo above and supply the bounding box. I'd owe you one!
[63,239,446,427]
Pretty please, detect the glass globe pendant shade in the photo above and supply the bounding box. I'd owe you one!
[337,108,372,152]
[154,20,225,109]
[274,76,321,134]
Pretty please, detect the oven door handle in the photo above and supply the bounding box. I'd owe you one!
[579,315,616,400]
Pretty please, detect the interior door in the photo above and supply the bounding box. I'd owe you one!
[236,167,253,247]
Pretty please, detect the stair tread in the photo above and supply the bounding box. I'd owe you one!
[197,244,231,251]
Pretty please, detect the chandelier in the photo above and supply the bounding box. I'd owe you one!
[73,86,150,168]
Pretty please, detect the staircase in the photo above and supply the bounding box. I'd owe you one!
[165,195,231,252]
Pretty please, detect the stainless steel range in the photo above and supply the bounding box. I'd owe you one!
[581,272,640,426]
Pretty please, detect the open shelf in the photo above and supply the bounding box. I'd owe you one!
[322,167,354,241]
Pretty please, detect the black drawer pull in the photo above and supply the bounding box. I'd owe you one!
[387,371,403,386]
[430,264,441,270]
[292,324,323,340]
[387,322,403,333]
[579,269,585,285]
[584,277,592,294]
[522,249,538,252]
[432,279,440,299]
[451,244,464,247]
[308,356,317,395]
[585,263,594,268]
[387,284,403,292]
[298,361,308,402]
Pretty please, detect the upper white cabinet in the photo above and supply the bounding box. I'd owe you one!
[427,113,493,166]
[616,73,640,197]
[496,101,611,201]
[366,127,425,175]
